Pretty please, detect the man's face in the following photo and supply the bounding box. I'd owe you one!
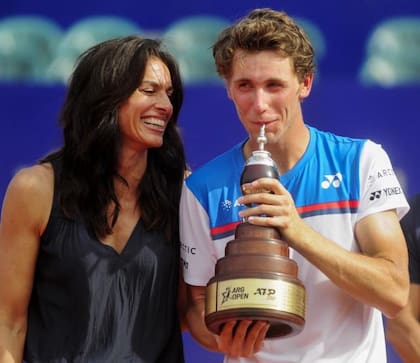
[225,49,312,147]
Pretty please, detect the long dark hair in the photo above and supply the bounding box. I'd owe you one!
[41,36,186,242]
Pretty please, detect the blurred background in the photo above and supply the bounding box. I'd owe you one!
[1,1,419,362]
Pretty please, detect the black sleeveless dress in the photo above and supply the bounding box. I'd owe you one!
[24,159,185,363]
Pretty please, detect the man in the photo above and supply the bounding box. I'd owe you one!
[180,8,409,363]
[386,193,420,363]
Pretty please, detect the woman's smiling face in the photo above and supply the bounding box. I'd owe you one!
[118,56,174,151]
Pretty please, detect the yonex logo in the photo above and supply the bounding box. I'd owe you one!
[369,187,402,201]
[321,173,343,189]
[370,190,382,200]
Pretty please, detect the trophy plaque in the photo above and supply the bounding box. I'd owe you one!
[205,125,306,338]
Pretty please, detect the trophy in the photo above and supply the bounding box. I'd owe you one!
[205,125,306,338]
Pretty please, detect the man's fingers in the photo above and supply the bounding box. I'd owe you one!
[252,321,270,352]
[217,320,269,357]
[217,320,237,353]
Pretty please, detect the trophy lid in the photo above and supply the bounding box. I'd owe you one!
[245,125,278,169]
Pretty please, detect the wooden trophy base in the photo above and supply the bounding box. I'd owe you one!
[205,223,305,338]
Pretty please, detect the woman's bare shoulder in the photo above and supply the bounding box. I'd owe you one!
[3,163,54,233]
[8,163,54,196]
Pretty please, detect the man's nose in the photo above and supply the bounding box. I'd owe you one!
[254,89,268,113]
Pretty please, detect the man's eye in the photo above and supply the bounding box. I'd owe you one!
[238,83,250,89]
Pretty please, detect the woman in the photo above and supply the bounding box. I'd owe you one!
[0,36,187,363]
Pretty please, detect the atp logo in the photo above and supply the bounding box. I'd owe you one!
[321,173,343,189]
[221,199,233,211]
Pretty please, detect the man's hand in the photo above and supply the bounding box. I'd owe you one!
[216,320,270,357]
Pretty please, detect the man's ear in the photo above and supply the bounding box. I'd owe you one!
[298,73,314,101]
